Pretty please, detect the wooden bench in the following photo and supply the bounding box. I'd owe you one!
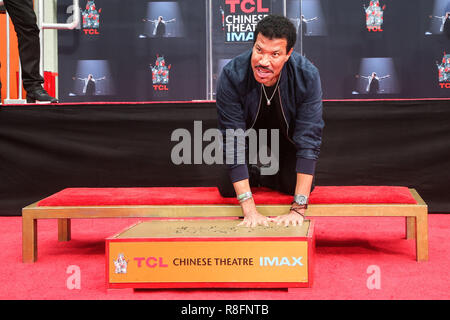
[22,186,428,263]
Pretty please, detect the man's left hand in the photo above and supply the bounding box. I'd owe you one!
[271,207,305,227]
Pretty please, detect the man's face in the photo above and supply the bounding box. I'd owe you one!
[251,33,293,87]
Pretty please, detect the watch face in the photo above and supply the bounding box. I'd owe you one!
[295,195,308,205]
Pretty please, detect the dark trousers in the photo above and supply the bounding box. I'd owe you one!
[217,133,314,198]
[3,0,44,92]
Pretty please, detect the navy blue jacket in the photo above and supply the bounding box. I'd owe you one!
[216,49,324,183]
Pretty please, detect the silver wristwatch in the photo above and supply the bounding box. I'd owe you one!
[293,194,308,207]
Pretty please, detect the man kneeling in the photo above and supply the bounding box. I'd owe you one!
[215,15,324,227]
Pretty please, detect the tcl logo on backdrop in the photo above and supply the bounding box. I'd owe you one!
[364,0,385,32]
[151,55,171,91]
[82,0,101,35]
[223,0,271,42]
[437,53,450,88]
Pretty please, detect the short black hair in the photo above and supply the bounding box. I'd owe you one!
[254,15,297,53]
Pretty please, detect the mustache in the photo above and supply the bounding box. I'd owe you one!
[254,65,273,73]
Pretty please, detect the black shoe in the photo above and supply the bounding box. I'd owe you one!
[26,87,58,103]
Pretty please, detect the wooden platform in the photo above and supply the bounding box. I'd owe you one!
[22,187,428,263]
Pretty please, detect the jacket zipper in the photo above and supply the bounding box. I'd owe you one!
[249,86,263,129]
[277,89,296,145]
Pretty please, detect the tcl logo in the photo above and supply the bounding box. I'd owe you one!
[83,29,99,35]
[134,257,168,268]
[153,85,169,91]
[367,26,383,32]
[225,0,269,13]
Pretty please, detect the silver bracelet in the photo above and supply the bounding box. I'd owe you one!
[237,191,252,203]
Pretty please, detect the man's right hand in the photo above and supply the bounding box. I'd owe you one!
[237,198,270,228]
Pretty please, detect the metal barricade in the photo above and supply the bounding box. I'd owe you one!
[39,0,80,76]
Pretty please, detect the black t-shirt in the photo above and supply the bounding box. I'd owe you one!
[156,22,166,37]
[368,78,380,94]
[86,79,96,96]
[444,16,450,36]
[253,83,289,143]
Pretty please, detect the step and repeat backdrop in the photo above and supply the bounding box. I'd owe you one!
[57,0,450,102]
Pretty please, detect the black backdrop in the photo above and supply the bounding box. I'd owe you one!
[0,100,449,216]
[300,0,450,99]
[58,0,207,102]
[57,0,450,102]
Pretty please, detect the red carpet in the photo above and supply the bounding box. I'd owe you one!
[0,215,449,300]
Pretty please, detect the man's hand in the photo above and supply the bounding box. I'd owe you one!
[237,198,270,228]
[271,204,305,227]
[238,211,270,227]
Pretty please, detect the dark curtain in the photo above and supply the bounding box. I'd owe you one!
[0,100,449,215]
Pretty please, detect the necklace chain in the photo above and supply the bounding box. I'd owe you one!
[261,75,281,106]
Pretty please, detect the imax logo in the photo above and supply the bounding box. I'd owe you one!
[259,256,303,267]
